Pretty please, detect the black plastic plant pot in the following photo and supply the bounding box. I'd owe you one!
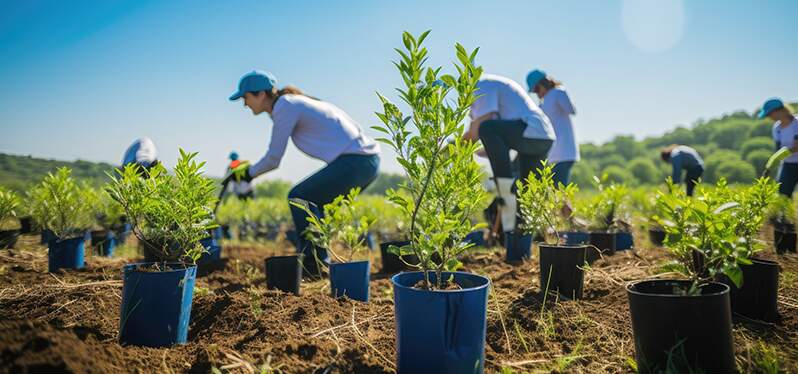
[379,240,417,274]
[392,271,490,373]
[504,232,532,263]
[119,263,196,347]
[265,254,303,296]
[648,228,665,247]
[0,229,19,249]
[725,259,780,322]
[561,231,589,245]
[91,230,116,257]
[19,216,34,234]
[220,224,232,240]
[614,232,634,251]
[48,236,85,272]
[774,227,797,254]
[329,260,370,302]
[587,232,615,263]
[539,244,587,300]
[626,280,734,374]
[40,229,56,245]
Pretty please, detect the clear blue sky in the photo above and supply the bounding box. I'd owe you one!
[1,0,796,181]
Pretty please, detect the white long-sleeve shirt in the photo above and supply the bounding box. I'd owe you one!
[470,74,556,141]
[541,88,579,163]
[249,94,380,177]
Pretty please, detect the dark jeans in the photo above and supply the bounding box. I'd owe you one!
[288,154,380,275]
[685,166,704,197]
[552,161,575,186]
[479,119,554,181]
[778,162,798,197]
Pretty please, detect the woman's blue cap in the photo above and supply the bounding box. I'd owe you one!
[229,70,277,101]
[229,151,239,161]
[758,98,785,119]
[526,69,546,92]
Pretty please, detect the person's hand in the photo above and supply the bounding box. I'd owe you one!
[766,147,791,171]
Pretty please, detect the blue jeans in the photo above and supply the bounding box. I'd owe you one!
[551,161,575,186]
[288,154,380,275]
[685,166,704,197]
[778,162,798,197]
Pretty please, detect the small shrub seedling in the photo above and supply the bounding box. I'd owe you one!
[585,176,629,232]
[105,149,217,264]
[86,187,125,231]
[373,30,488,290]
[732,177,778,259]
[517,162,578,244]
[290,187,375,264]
[28,167,94,239]
[0,187,20,228]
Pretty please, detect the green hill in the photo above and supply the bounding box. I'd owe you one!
[1,103,795,192]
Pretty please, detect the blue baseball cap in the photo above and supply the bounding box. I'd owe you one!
[758,98,785,119]
[526,69,546,92]
[229,151,239,161]
[229,70,277,101]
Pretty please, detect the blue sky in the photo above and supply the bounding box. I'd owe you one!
[0,0,796,181]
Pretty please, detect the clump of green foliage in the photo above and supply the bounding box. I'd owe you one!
[0,187,20,229]
[517,162,578,244]
[584,176,629,232]
[106,149,216,264]
[732,177,778,258]
[28,167,95,239]
[291,187,375,263]
[654,178,753,292]
[86,187,125,231]
[356,194,408,241]
[373,31,488,289]
[767,194,796,228]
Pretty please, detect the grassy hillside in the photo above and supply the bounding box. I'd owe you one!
[0,153,116,192]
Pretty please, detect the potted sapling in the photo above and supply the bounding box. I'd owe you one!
[585,178,629,261]
[770,194,796,254]
[368,195,416,273]
[29,168,94,271]
[0,187,20,249]
[291,187,376,302]
[557,193,590,246]
[88,188,125,257]
[724,177,780,321]
[627,179,740,373]
[106,149,216,347]
[517,163,587,299]
[375,31,491,373]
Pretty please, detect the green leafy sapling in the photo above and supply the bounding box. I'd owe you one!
[768,194,796,230]
[290,187,375,264]
[29,167,95,239]
[373,30,488,290]
[106,149,217,264]
[654,179,744,293]
[517,162,578,244]
[86,187,125,231]
[732,177,778,259]
[586,176,629,232]
[0,187,20,229]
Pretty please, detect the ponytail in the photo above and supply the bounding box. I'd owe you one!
[265,85,319,101]
[660,144,678,162]
[539,76,562,90]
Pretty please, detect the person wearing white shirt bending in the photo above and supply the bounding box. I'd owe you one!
[527,70,579,185]
[462,73,555,250]
[228,70,381,276]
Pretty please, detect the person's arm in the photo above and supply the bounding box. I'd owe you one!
[249,103,299,178]
[557,90,576,115]
[671,153,683,184]
[464,112,497,141]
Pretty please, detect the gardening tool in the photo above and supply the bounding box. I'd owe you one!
[763,146,791,177]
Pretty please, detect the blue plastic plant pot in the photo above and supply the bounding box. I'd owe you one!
[91,230,116,257]
[197,237,222,265]
[504,232,531,262]
[360,232,376,250]
[40,229,56,245]
[117,223,132,243]
[561,231,590,245]
[48,237,85,272]
[211,227,224,241]
[615,232,634,251]
[329,260,370,302]
[464,230,486,247]
[119,263,196,347]
[392,271,490,374]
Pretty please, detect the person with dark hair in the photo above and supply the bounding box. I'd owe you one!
[660,144,704,196]
[227,70,380,277]
[760,98,798,197]
[527,70,579,185]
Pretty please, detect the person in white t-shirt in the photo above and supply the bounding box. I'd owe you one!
[760,98,798,197]
[120,137,159,176]
[228,70,381,277]
[527,70,579,185]
[463,73,555,240]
